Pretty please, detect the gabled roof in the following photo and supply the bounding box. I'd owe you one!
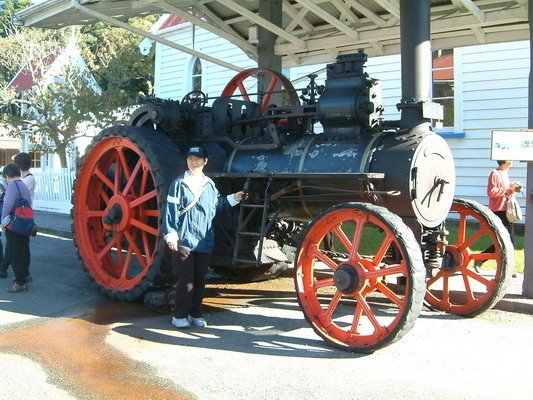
[7,52,59,92]
[158,14,186,30]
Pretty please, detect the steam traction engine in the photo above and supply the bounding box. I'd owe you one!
[72,51,513,352]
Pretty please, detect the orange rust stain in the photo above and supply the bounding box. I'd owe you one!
[0,317,193,400]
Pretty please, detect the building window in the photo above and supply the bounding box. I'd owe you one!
[432,49,454,127]
[29,151,41,168]
[191,58,202,91]
[0,149,19,167]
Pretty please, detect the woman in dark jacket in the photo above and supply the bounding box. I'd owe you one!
[163,145,245,328]
[1,163,32,293]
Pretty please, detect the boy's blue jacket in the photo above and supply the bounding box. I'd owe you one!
[163,173,231,252]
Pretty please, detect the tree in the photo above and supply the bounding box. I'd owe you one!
[0,29,123,167]
[0,14,156,168]
[0,0,32,84]
[80,16,157,105]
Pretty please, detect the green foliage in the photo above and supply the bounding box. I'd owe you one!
[0,0,31,37]
[0,12,156,167]
[80,16,157,105]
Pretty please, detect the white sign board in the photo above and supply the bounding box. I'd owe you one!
[491,130,533,161]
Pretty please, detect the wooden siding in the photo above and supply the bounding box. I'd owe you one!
[451,40,529,214]
[154,22,255,102]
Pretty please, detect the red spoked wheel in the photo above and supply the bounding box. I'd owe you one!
[221,68,300,115]
[425,198,513,316]
[295,203,425,353]
[72,125,184,300]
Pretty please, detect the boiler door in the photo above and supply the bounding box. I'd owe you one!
[410,135,455,227]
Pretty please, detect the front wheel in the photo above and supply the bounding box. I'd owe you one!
[295,203,425,352]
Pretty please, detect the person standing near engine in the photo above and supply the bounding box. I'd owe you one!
[476,160,521,269]
[487,160,521,236]
[164,145,245,328]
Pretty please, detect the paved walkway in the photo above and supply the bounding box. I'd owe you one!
[33,210,533,314]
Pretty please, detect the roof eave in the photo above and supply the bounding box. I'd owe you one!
[14,0,74,27]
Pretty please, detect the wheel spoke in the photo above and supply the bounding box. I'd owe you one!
[143,209,159,217]
[355,293,387,336]
[459,227,484,250]
[122,158,142,196]
[365,262,405,279]
[332,225,352,253]
[373,233,394,265]
[349,219,364,261]
[116,147,132,183]
[311,246,339,271]
[87,210,105,218]
[141,230,153,265]
[261,76,279,114]
[94,168,114,192]
[130,190,157,208]
[457,213,467,243]
[113,157,121,193]
[124,230,148,270]
[140,168,149,195]
[426,267,448,287]
[237,82,251,102]
[97,187,111,204]
[314,277,334,289]
[461,271,476,303]
[350,301,364,334]
[376,281,404,307]
[323,290,342,321]
[464,268,495,290]
[120,248,134,279]
[442,275,450,305]
[116,232,123,268]
[98,234,118,261]
[130,217,159,237]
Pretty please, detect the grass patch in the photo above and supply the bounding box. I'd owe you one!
[329,221,525,274]
[446,224,524,274]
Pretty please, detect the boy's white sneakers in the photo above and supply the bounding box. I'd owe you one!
[188,316,207,327]
[171,317,190,328]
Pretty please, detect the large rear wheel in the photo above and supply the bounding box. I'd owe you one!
[425,198,513,316]
[295,203,425,352]
[72,125,184,300]
[221,68,300,115]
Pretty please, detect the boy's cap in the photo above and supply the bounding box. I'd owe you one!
[186,145,208,158]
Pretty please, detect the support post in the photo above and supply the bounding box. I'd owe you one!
[523,0,533,298]
[257,0,282,72]
[257,0,283,106]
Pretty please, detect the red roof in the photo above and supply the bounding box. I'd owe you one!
[159,15,187,30]
[432,53,454,81]
[7,51,59,92]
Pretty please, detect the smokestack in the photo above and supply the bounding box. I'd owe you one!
[398,0,432,129]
